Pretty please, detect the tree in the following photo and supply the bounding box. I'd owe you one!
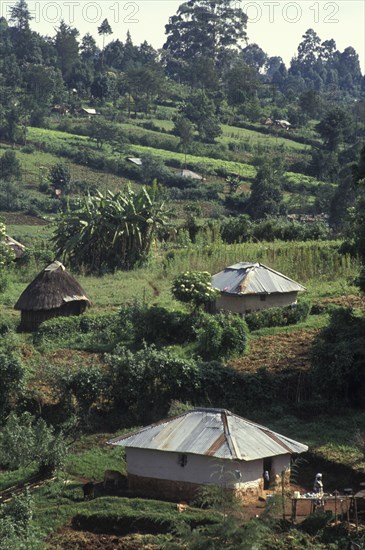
[180,90,222,143]
[87,117,122,149]
[225,60,260,110]
[247,156,286,220]
[350,145,365,291]
[0,412,66,473]
[0,352,24,418]
[106,344,199,423]
[53,186,169,273]
[80,33,98,63]
[124,64,165,115]
[316,107,354,151]
[241,43,268,73]
[9,0,32,30]
[297,28,321,65]
[97,19,113,51]
[48,162,71,192]
[0,150,21,180]
[54,20,79,82]
[173,115,194,164]
[163,0,248,73]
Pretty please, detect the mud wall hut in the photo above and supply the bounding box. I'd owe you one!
[14,261,90,331]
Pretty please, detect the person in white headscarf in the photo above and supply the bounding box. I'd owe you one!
[313,473,324,506]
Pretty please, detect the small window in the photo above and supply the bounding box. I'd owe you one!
[260,295,266,302]
[178,453,188,467]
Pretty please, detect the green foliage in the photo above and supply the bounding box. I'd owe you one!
[220,216,330,244]
[248,156,286,219]
[181,91,222,143]
[172,271,219,310]
[0,150,21,180]
[53,186,169,273]
[311,308,365,406]
[0,491,41,550]
[245,302,311,331]
[195,312,249,360]
[0,412,67,474]
[0,351,24,418]
[33,312,120,349]
[106,345,200,422]
[48,162,71,192]
[119,302,194,348]
[58,366,107,414]
[72,499,219,535]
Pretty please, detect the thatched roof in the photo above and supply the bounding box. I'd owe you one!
[14,261,90,311]
[4,235,26,259]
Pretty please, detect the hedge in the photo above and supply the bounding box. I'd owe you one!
[33,313,120,346]
[72,509,219,535]
[244,302,311,331]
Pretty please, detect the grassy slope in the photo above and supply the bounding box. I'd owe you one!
[26,127,328,189]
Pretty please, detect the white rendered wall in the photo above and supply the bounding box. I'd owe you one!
[126,448,264,489]
[216,292,298,314]
[272,454,291,477]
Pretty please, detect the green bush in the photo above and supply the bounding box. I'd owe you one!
[311,308,365,406]
[245,302,311,331]
[119,302,195,348]
[33,313,120,348]
[72,506,219,535]
[172,271,219,310]
[0,353,24,419]
[106,345,200,423]
[195,312,249,360]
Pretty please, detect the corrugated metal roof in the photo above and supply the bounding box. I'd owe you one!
[212,263,306,295]
[108,408,308,461]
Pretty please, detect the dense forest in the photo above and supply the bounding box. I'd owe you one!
[0,0,365,548]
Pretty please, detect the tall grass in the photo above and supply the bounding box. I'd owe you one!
[160,240,359,284]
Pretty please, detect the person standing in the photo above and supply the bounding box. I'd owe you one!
[313,473,324,507]
[263,470,270,490]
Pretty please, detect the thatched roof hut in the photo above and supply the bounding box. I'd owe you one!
[14,261,91,332]
[4,235,26,259]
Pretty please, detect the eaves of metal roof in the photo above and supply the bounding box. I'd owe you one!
[212,263,306,295]
[108,408,308,461]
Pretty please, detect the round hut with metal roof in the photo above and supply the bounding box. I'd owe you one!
[14,261,90,331]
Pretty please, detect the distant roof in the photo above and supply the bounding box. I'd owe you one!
[14,261,90,311]
[127,157,143,166]
[212,263,306,295]
[80,107,97,115]
[4,235,26,259]
[275,120,291,126]
[109,408,308,461]
[181,169,202,180]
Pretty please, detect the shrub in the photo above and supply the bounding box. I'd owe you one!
[33,313,120,348]
[119,302,194,348]
[0,412,67,474]
[172,271,219,311]
[311,308,365,406]
[0,352,24,418]
[72,506,219,534]
[106,345,200,423]
[49,162,71,192]
[0,150,21,180]
[245,302,311,331]
[195,312,249,360]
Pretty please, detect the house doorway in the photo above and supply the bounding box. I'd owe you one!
[263,457,272,490]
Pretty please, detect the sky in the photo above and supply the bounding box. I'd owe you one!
[1,0,364,72]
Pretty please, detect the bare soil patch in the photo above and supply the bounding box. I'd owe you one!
[230,329,318,374]
[321,294,365,309]
[1,212,48,225]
